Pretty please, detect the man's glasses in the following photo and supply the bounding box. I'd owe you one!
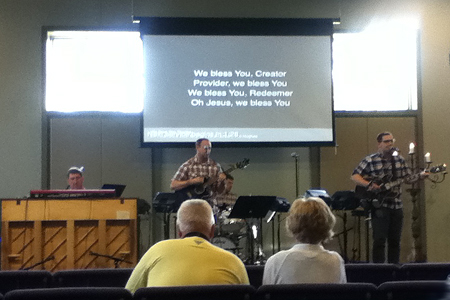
[382,139,395,143]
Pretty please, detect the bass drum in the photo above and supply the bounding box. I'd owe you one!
[212,236,248,262]
[211,236,239,254]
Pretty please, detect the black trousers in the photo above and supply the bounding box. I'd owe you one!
[371,207,404,263]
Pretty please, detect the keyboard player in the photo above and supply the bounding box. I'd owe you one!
[67,166,85,190]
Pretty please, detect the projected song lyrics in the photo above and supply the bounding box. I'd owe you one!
[188,69,293,107]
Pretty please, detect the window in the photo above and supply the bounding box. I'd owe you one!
[45,20,418,114]
[332,19,419,111]
[45,30,144,113]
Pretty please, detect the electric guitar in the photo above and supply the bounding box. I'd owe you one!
[176,158,250,200]
[355,164,446,209]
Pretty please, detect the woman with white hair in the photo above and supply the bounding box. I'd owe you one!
[263,197,346,284]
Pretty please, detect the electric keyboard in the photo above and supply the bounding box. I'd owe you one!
[30,189,116,199]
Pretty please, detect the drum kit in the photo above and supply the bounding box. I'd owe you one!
[211,196,282,264]
[212,206,248,260]
[212,206,264,264]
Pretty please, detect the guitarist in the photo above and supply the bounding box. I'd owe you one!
[171,138,226,206]
[351,132,427,264]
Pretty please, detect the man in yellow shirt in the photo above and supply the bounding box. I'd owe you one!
[125,199,249,292]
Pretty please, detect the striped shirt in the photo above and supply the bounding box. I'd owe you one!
[216,192,238,208]
[172,155,223,202]
[352,152,412,209]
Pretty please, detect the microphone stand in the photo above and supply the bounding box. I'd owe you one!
[292,153,299,197]
[21,255,55,270]
[89,251,132,268]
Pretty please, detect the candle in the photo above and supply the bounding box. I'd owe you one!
[425,152,431,163]
[409,142,415,154]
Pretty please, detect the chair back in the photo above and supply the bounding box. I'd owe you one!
[246,265,264,288]
[4,287,132,300]
[133,285,256,300]
[345,263,401,285]
[256,283,377,300]
[0,271,52,294]
[52,268,133,287]
[400,263,450,281]
[377,280,449,300]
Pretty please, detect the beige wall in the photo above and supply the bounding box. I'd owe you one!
[421,1,450,262]
[1,0,450,261]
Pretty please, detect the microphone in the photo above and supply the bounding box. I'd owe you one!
[390,147,400,157]
[291,152,299,158]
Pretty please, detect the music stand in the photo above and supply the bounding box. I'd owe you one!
[229,196,276,219]
[331,190,366,262]
[152,192,182,239]
[152,192,179,213]
[229,196,276,264]
[304,189,332,206]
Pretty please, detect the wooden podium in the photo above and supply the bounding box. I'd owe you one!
[1,197,138,271]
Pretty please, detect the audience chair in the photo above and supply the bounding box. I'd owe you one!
[133,285,256,300]
[4,287,132,300]
[246,265,264,288]
[377,280,448,300]
[52,268,134,287]
[256,283,377,300]
[345,263,401,285]
[0,270,52,294]
[400,263,450,281]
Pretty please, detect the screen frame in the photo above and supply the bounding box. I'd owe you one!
[136,17,337,148]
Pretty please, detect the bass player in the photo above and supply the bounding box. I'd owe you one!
[351,132,427,263]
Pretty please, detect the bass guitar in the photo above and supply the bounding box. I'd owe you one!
[176,158,250,200]
[355,164,446,209]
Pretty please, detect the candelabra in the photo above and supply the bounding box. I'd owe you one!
[407,144,446,262]
[424,156,447,186]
